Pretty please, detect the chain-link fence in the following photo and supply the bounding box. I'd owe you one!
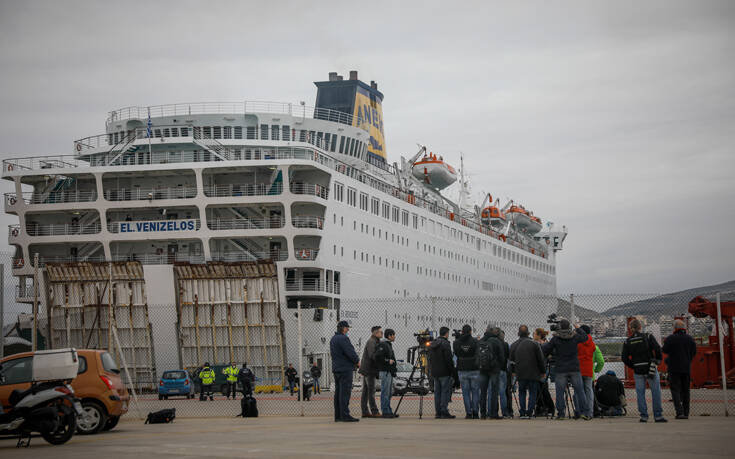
[1,258,732,420]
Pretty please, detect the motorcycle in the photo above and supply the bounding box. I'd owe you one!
[0,350,83,447]
[297,371,314,401]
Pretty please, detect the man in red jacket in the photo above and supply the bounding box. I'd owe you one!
[574,325,596,418]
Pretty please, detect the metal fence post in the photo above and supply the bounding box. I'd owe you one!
[716,293,729,416]
[297,300,304,416]
[0,263,4,359]
[570,293,575,324]
[431,296,436,331]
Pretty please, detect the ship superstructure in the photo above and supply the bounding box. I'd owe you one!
[3,70,567,375]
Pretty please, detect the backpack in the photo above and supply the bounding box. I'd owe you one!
[145,408,175,424]
[475,339,497,372]
[239,395,258,418]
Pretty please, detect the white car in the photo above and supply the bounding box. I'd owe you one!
[391,362,431,396]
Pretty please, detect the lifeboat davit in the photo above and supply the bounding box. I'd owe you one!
[481,206,506,228]
[506,205,542,234]
[412,153,457,190]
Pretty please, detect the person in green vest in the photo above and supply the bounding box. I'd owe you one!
[593,345,605,374]
[199,362,216,401]
[223,362,240,400]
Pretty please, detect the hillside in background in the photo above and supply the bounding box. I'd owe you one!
[603,279,735,317]
[556,298,603,320]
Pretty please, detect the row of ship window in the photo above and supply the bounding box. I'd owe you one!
[110,124,369,161]
[332,181,555,277]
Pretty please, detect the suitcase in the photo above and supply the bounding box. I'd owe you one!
[240,395,258,418]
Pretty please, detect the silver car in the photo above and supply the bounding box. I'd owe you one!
[391,362,431,396]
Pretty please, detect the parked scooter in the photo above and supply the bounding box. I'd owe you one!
[0,349,83,447]
[297,371,314,401]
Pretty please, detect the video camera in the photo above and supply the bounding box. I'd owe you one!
[413,330,434,348]
[547,313,561,332]
[451,329,463,339]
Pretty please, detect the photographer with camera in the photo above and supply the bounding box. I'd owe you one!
[509,325,545,419]
[542,318,591,420]
[477,325,506,419]
[453,325,480,419]
[622,319,667,423]
[429,327,456,419]
[375,328,398,418]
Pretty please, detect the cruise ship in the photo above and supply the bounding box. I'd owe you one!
[3,70,567,374]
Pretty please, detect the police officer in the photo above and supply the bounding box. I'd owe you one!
[223,362,240,400]
[199,362,216,401]
[238,362,256,397]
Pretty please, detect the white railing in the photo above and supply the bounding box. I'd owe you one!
[203,183,282,198]
[285,279,340,293]
[104,187,197,201]
[291,216,324,230]
[5,190,97,205]
[106,101,354,127]
[290,183,329,199]
[74,125,190,155]
[21,222,101,236]
[210,250,288,262]
[207,217,284,231]
[15,284,37,300]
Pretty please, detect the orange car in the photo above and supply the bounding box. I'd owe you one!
[0,349,129,434]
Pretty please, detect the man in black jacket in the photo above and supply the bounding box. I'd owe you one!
[622,319,666,423]
[663,319,697,419]
[510,325,545,419]
[310,362,322,394]
[285,364,298,395]
[330,320,360,422]
[374,328,398,418]
[238,362,256,397]
[429,327,456,419]
[477,325,505,419]
[595,370,625,416]
[542,319,590,420]
[359,326,383,418]
[453,324,480,419]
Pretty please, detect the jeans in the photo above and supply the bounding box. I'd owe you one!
[361,374,379,415]
[288,379,296,395]
[669,372,690,416]
[554,371,587,418]
[433,376,453,416]
[498,370,509,417]
[379,371,393,415]
[518,379,539,417]
[573,376,594,417]
[333,371,353,420]
[458,370,480,416]
[634,368,663,420]
[313,377,321,394]
[478,372,500,418]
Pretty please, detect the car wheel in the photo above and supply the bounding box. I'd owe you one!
[102,416,120,431]
[164,395,168,400]
[158,394,163,400]
[77,400,108,435]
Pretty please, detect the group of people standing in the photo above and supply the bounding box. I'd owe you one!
[328,316,698,422]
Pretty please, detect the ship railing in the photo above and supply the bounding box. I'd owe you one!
[203,183,282,198]
[110,253,206,264]
[104,186,197,201]
[107,219,202,233]
[284,279,339,293]
[5,190,98,205]
[210,250,288,262]
[293,248,319,261]
[207,217,285,231]
[106,101,354,127]
[21,222,102,237]
[289,182,329,199]
[291,215,324,230]
[15,284,37,301]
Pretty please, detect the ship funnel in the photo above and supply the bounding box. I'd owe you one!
[329,72,338,81]
[349,70,358,80]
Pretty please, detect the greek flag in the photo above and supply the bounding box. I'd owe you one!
[147,107,152,138]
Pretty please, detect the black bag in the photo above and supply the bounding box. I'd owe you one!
[534,381,555,418]
[239,395,258,418]
[475,340,497,372]
[145,408,175,424]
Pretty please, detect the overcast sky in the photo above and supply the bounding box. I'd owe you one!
[0,0,733,302]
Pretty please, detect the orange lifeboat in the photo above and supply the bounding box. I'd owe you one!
[481,206,506,228]
[411,152,458,190]
[506,205,542,234]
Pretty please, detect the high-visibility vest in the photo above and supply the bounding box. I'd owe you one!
[200,367,215,385]
[224,365,239,382]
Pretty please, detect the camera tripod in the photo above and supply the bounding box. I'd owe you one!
[393,345,430,419]
[544,360,577,418]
